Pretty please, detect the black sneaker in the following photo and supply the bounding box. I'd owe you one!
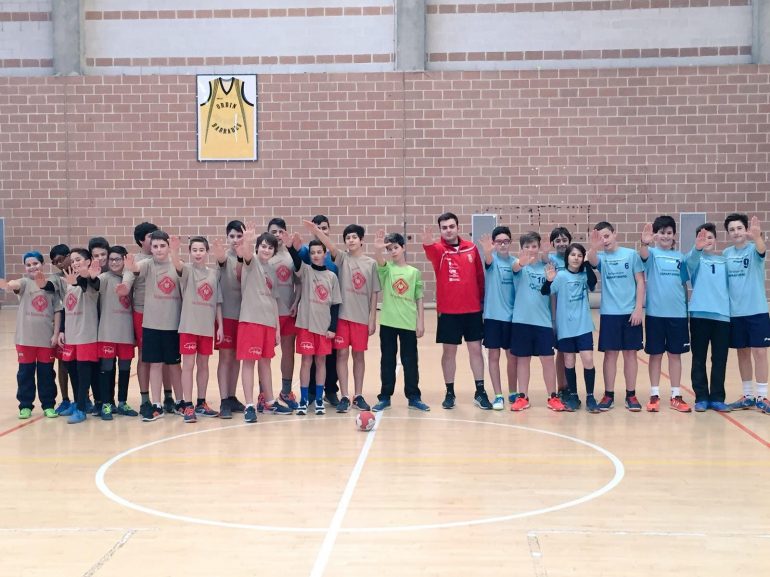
[473,391,493,410]
[219,398,233,419]
[173,400,184,416]
[336,397,351,413]
[162,397,175,415]
[442,392,456,409]
[353,395,371,411]
[143,403,164,422]
[324,392,340,407]
[139,401,154,421]
[229,396,246,413]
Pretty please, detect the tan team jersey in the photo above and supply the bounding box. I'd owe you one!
[269,248,298,316]
[14,277,61,347]
[136,258,181,331]
[131,253,152,313]
[219,252,242,321]
[178,264,221,337]
[48,272,67,304]
[294,264,342,336]
[199,77,255,160]
[63,282,99,345]
[97,271,134,345]
[239,256,278,328]
[334,251,381,325]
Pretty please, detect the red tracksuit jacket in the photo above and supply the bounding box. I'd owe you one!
[423,237,484,314]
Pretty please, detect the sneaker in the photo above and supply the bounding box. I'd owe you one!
[508,392,518,404]
[510,394,530,411]
[54,399,71,415]
[173,401,185,416]
[408,398,431,412]
[564,393,581,412]
[219,399,233,419]
[91,402,102,416]
[324,392,340,407]
[670,396,692,413]
[183,405,197,423]
[256,393,266,414]
[85,399,94,414]
[694,400,709,412]
[43,408,58,418]
[195,402,218,418]
[244,405,257,423]
[755,397,770,412]
[67,409,87,424]
[100,404,114,421]
[597,395,614,411]
[58,402,75,417]
[279,391,299,411]
[353,395,371,411]
[372,398,391,412]
[315,399,326,415]
[163,397,176,415]
[139,401,154,421]
[585,395,600,413]
[18,408,32,419]
[473,391,493,410]
[116,402,138,417]
[296,400,308,416]
[267,401,293,415]
[229,396,246,413]
[625,395,642,412]
[547,395,566,412]
[142,404,164,422]
[336,396,351,413]
[710,401,730,412]
[442,392,456,409]
[646,395,660,412]
[728,396,756,410]
[492,396,505,411]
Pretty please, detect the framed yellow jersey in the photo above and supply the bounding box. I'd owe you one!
[197,75,258,161]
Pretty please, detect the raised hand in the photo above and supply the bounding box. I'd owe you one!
[124,253,136,272]
[0,278,7,291]
[34,270,48,289]
[88,258,101,279]
[64,267,77,286]
[115,283,130,297]
[544,263,557,282]
[589,229,603,252]
[517,249,535,268]
[291,232,302,251]
[694,228,709,251]
[479,233,494,255]
[748,216,762,240]
[641,223,654,246]
[373,229,387,252]
[169,235,181,254]
[211,238,226,262]
[302,219,321,236]
[421,225,435,246]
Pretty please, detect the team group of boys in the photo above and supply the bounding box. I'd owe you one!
[3,210,769,424]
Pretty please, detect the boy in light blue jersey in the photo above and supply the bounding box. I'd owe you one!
[587,221,646,412]
[509,232,565,412]
[639,216,692,413]
[722,213,770,413]
[479,227,518,410]
[549,227,572,402]
[686,223,731,412]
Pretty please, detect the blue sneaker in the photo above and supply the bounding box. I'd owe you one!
[244,406,257,423]
[336,397,351,413]
[372,398,390,412]
[624,395,642,412]
[408,398,431,412]
[67,409,87,424]
[508,393,518,404]
[585,395,600,413]
[279,391,299,411]
[267,401,293,415]
[314,399,326,415]
[597,395,614,411]
[709,401,730,412]
[85,399,94,414]
[755,397,770,412]
[353,395,371,411]
[728,396,756,410]
[116,402,138,417]
[442,392,456,409]
[296,400,308,416]
[55,399,72,415]
[100,404,114,421]
[694,400,709,412]
[58,402,75,417]
[564,393,581,412]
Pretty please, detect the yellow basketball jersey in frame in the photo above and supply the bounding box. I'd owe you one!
[199,77,256,160]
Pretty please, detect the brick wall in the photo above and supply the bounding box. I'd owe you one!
[1,67,770,302]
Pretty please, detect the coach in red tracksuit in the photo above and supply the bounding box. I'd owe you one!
[422,212,492,410]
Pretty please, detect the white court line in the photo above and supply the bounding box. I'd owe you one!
[528,529,770,539]
[82,529,136,577]
[0,527,151,534]
[309,411,383,577]
[527,533,548,577]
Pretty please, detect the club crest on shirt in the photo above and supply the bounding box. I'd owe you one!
[197,282,213,301]
[31,295,49,312]
[266,277,273,291]
[275,265,291,283]
[315,284,329,302]
[392,278,409,295]
[352,271,366,290]
[65,293,78,311]
[158,276,177,295]
[467,253,474,263]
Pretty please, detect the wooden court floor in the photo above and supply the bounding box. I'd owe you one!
[0,306,768,577]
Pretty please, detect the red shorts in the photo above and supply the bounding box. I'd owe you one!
[16,345,56,364]
[296,328,333,356]
[54,345,65,361]
[98,342,135,361]
[333,319,370,352]
[236,322,276,361]
[215,318,238,350]
[179,333,214,356]
[279,315,297,337]
[133,311,144,348]
[60,342,98,362]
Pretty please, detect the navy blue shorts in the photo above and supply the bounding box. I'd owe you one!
[142,328,181,365]
[483,318,512,350]
[644,316,690,355]
[436,312,484,345]
[510,323,555,357]
[598,314,643,352]
[557,332,594,353]
[730,313,770,349]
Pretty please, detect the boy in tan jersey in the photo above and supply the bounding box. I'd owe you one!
[48,244,74,414]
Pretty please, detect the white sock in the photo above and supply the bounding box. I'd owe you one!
[757,383,768,399]
[743,381,755,398]
[650,386,660,397]
[671,387,680,398]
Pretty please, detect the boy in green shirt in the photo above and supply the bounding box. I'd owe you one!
[371,231,429,411]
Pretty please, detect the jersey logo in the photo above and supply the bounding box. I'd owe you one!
[65,293,78,311]
[102,345,115,356]
[197,282,214,301]
[31,295,49,312]
[467,253,474,263]
[266,277,273,291]
[158,276,177,295]
[352,271,366,290]
[315,284,329,302]
[183,342,197,352]
[334,335,345,346]
[392,278,409,295]
[300,341,314,351]
[275,265,291,283]
[248,346,263,355]
[119,295,131,309]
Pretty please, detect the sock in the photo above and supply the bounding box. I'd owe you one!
[495,394,503,399]
[584,368,595,396]
[140,392,150,404]
[164,389,173,401]
[446,382,455,395]
[650,386,660,397]
[281,378,292,395]
[671,387,681,398]
[625,389,636,399]
[565,368,577,395]
[300,386,309,403]
[98,370,111,408]
[315,384,324,403]
[604,390,615,399]
[196,398,205,406]
[117,370,129,403]
[757,383,768,399]
[743,381,754,398]
[474,380,485,394]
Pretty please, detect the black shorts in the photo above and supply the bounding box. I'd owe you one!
[730,313,770,349]
[556,332,594,353]
[483,318,512,350]
[598,314,643,352]
[142,328,181,365]
[644,316,690,355]
[510,323,555,357]
[436,312,484,345]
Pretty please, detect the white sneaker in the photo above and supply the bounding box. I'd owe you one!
[492,396,505,411]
